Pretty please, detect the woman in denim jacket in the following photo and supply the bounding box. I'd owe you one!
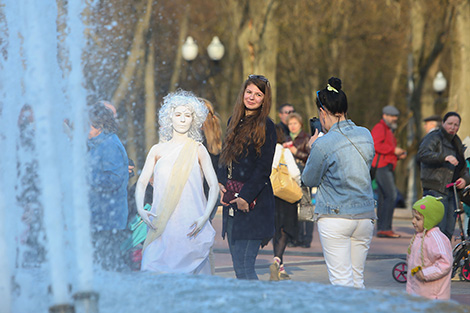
[302,77,376,288]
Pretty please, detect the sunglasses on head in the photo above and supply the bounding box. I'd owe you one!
[316,90,327,111]
[248,75,270,86]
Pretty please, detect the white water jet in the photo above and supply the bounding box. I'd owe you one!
[1,0,95,312]
[0,1,24,312]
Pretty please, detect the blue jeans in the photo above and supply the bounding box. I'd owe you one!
[423,189,456,240]
[226,217,261,280]
[376,165,397,232]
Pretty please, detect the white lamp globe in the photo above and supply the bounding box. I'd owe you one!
[433,71,447,94]
[207,36,225,61]
[182,36,198,61]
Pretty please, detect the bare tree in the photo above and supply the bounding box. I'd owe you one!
[448,0,470,137]
[226,0,280,119]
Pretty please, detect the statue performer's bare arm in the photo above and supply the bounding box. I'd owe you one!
[187,144,219,237]
[135,144,160,229]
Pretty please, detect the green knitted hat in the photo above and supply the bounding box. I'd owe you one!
[412,196,444,230]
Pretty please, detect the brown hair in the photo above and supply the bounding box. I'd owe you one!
[200,98,222,155]
[220,75,272,165]
[287,112,303,127]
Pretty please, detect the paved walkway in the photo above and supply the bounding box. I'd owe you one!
[211,208,470,307]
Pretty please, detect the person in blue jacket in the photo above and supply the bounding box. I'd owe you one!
[302,77,376,288]
[88,102,129,270]
[218,75,277,280]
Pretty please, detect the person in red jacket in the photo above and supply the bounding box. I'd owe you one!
[371,105,407,238]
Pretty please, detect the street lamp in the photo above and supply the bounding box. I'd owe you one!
[433,71,447,95]
[181,36,225,96]
[181,36,225,62]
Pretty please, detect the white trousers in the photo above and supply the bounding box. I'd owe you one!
[317,217,374,288]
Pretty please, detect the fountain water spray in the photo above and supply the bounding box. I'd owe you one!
[1,1,97,312]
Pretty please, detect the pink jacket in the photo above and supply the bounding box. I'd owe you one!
[406,227,452,300]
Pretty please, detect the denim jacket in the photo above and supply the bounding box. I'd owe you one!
[302,120,376,217]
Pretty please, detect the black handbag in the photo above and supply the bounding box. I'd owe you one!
[370,154,381,180]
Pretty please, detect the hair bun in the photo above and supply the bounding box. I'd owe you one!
[327,77,342,91]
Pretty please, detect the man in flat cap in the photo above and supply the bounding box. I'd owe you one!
[423,114,441,135]
[371,105,407,238]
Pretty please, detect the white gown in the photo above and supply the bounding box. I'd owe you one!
[141,143,215,274]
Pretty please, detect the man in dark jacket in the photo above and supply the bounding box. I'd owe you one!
[371,106,407,238]
[277,103,295,138]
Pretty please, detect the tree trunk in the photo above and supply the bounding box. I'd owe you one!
[448,0,470,137]
[409,0,453,141]
[169,5,190,93]
[111,0,153,109]
[145,42,157,151]
[229,0,280,119]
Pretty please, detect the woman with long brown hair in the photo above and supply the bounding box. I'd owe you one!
[218,75,277,280]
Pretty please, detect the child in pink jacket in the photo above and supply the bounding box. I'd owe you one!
[406,196,453,300]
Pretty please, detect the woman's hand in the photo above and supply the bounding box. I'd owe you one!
[230,197,249,212]
[288,145,298,155]
[188,216,207,238]
[445,155,458,166]
[219,183,228,205]
[137,209,157,230]
[456,178,467,189]
[308,129,319,148]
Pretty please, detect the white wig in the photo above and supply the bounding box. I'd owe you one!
[158,89,208,142]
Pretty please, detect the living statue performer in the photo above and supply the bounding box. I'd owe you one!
[135,90,218,274]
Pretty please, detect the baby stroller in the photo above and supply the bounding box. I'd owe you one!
[451,184,470,281]
[392,260,407,283]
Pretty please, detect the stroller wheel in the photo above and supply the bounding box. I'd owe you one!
[462,261,470,282]
[392,261,407,283]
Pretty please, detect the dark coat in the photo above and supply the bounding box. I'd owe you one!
[218,118,277,242]
[417,127,470,195]
[88,132,129,231]
[277,121,290,138]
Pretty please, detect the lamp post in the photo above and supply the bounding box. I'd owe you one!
[181,36,225,96]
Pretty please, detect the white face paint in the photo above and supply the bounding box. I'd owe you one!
[172,105,193,135]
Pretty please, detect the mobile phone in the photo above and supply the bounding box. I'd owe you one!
[309,117,322,135]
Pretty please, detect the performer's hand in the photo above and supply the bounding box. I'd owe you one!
[230,197,249,212]
[188,216,207,237]
[137,209,157,230]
